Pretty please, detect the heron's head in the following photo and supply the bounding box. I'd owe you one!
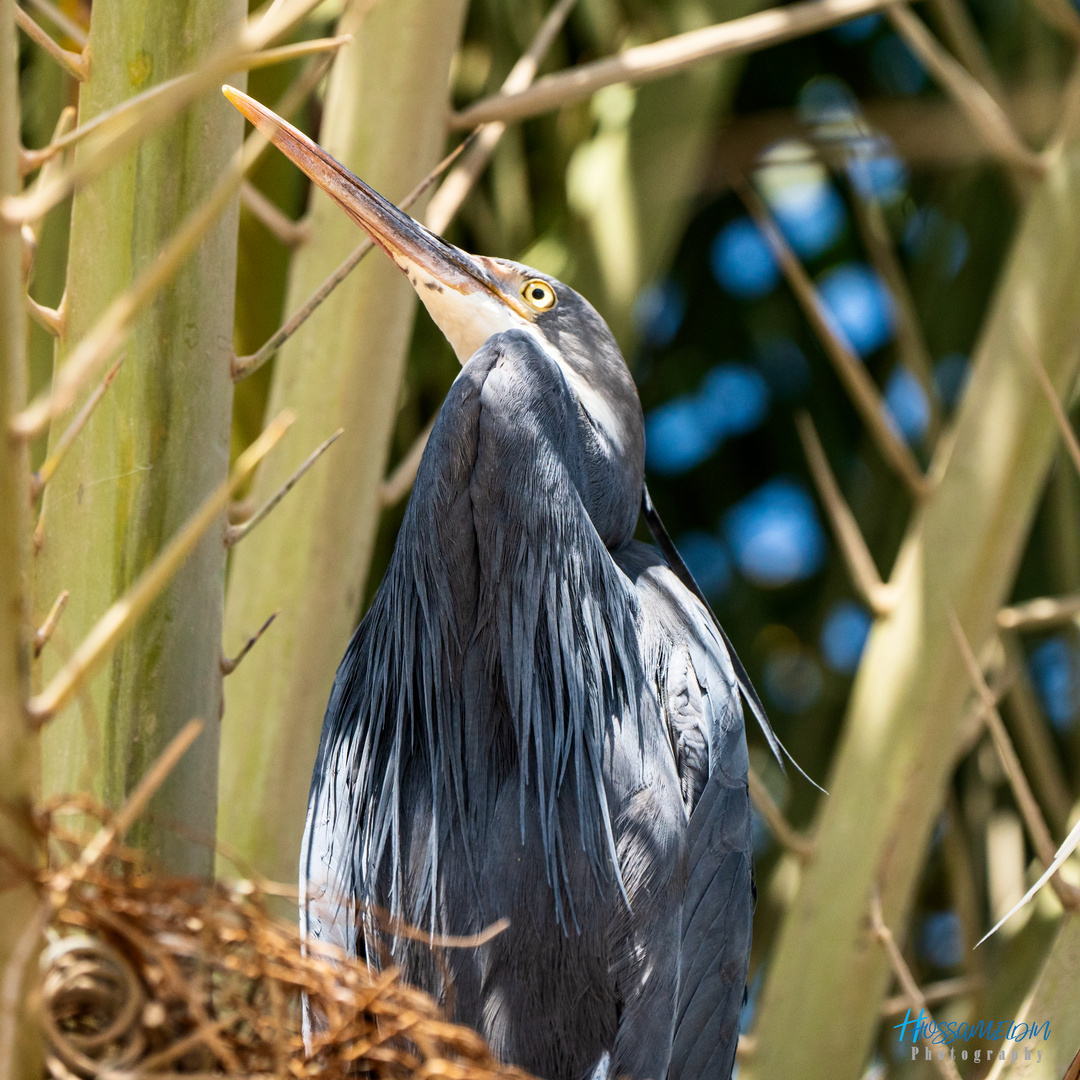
[223,86,641,460]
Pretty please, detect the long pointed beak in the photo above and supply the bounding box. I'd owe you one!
[222,85,531,325]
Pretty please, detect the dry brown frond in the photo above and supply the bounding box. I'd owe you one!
[10,806,535,1080]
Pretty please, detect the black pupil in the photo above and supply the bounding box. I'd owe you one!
[532,287,545,301]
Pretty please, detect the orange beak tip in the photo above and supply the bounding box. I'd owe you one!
[222,85,260,126]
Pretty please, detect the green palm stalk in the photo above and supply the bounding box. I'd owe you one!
[35,0,247,877]
[743,139,1080,1080]
[217,0,468,884]
[0,4,40,1074]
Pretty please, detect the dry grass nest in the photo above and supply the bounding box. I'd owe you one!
[9,797,535,1080]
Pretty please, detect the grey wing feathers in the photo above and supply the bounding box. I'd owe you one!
[674,776,752,1079]
[641,484,822,794]
[616,542,752,1080]
[300,626,369,964]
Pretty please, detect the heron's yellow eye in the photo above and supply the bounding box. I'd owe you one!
[521,279,556,312]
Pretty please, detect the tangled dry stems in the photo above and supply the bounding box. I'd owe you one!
[11,801,534,1080]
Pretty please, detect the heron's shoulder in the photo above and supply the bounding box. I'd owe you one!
[614,539,675,586]
[460,326,552,370]
[615,539,747,786]
[615,542,724,653]
[451,328,579,422]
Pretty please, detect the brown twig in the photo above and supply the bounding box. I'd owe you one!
[379,416,437,509]
[12,48,334,441]
[221,611,279,676]
[88,905,242,1071]
[29,352,124,501]
[1022,332,1080,480]
[2,0,330,223]
[794,411,898,614]
[240,180,310,247]
[1000,632,1074,834]
[451,0,906,129]
[26,412,294,724]
[23,0,86,48]
[67,721,205,887]
[134,1020,231,1072]
[839,173,940,440]
[230,133,478,381]
[234,0,576,384]
[998,591,1080,631]
[1046,53,1080,157]
[869,889,963,1080]
[953,651,1016,759]
[948,611,1080,912]
[13,728,208,1077]
[926,0,1007,107]
[12,4,87,80]
[25,292,62,336]
[33,590,69,658]
[880,974,982,1016]
[739,181,931,500]
[225,427,342,546]
[886,5,1043,176]
[748,766,814,863]
[425,0,579,233]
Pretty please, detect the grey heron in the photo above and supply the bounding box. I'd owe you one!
[224,84,790,1080]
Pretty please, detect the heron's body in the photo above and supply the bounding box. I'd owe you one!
[221,84,756,1080]
[302,326,751,1080]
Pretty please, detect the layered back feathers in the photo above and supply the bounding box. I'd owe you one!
[303,333,645,953]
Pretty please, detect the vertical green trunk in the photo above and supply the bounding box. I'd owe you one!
[742,143,1080,1080]
[0,4,39,1073]
[217,1,468,883]
[35,1,246,876]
